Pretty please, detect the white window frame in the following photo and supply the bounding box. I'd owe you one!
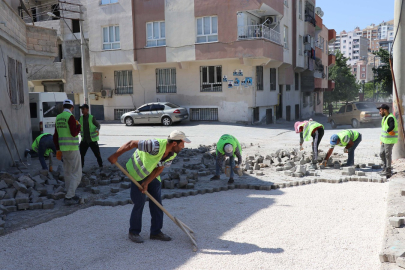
[114,70,133,95]
[196,16,218,44]
[102,25,120,50]
[299,35,303,55]
[283,25,289,49]
[101,0,118,5]
[200,65,222,92]
[298,0,303,19]
[156,68,177,93]
[146,21,166,47]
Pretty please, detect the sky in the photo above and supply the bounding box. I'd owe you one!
[316,0,395,33]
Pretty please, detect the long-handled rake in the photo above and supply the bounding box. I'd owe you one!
[114,162,198,252]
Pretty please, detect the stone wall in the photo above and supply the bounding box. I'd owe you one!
[26,25,58,57]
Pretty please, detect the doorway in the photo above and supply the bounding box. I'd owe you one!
[276,85,283,119]
[295,104,300,120]
[266,108,273,124]
[286,106,291,121]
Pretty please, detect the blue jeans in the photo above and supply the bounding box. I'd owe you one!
[129,178,163,236]
[347,133,362,166]
[38,135,56,170]
[216,155,235,178]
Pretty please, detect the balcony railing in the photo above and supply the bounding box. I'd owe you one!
[237,25,281,45]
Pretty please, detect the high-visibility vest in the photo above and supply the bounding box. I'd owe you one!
[337,130,359,147]
[381,113,398,144]
[126,138,177,182]
[302,121,324,141]
[79,114,99,142]
[56,111,79,151]
[31,133,53,156]
[216,134,242,158]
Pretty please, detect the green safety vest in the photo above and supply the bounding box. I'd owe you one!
[216,134,242,158]
[381,113,398,144]
[126,138,177,182]
[336,130,359,147]
[56,111,79,151]
[302,121,324,141]
[31,133,53,157]
[79,114,99,142]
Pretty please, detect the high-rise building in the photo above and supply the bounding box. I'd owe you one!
[329,30,369,66]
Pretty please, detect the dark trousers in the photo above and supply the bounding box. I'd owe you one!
[328,111,333,117]
[80,141,103,168]
[347,134,362,166]
[311,127,324,162]
[129,178,163,235]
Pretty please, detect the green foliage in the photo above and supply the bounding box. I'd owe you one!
[325,51,360,103]
[372,48,392,95]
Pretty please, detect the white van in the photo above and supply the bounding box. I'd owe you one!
[29,92,68,140]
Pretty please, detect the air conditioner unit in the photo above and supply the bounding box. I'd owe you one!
[101,89,112,98]
[264,16,278,26]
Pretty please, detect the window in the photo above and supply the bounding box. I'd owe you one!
[362,67,366,71]
[7,57,23,105]
[103,25,120,50]
[200,66,222,92]
[346,105,353,112]
[114,70,133,94]
[74,58,82,74]
[196,16,218,43]
[338,106,345,113]
[72,19,80,33]
[298,0,302,19]
[362,74,366,78]
[354,68,357,72]
[30,103,37,118]
[42,102,63,117]
[343,46,346,49]
[299,35,303,55]
[295,73,299,90]
[54,44,63,62]
[284,0,288,7]
[349,53,351,55]
[270,68,276,91]
[256,66,263,90]
[349,47,351,50]
[101,0,117,4]
[283,26,289,49]
[146,21,165,47]
[138,105,151,112]
[114,109,133,120]
[151,104,165,111]
[156,68,176,93]
[286,85,291,91]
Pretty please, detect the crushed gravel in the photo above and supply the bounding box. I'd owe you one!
[0,182,387,270]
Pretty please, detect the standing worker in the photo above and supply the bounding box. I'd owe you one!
[108,130,191,244]
[25,133,56,172]
[295,119,324,169]
[53,99,82,205]
[328,103,334,117]
[322,130,362,167]
[79,104,103,169]
[210,134,242,184]
[378,104,398,177]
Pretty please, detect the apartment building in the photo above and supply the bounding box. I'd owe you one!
[330,30,369,66]
[0,0,57,169]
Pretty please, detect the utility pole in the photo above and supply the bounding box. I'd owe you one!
[79,6,90,113]
[393,0,405,159]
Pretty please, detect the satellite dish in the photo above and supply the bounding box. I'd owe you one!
[315,7,324,18]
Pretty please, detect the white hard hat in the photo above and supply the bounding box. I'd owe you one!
[224,144,233,156]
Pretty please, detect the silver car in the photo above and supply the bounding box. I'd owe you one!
[121,102,189,126]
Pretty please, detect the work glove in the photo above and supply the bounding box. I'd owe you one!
[344,148,348,154]
[56,150,63,161]
[389,131,396,136]
[96,130,99,136]
[49,166,53,172]
[319,160,327,167]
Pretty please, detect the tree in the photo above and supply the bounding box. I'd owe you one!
[372,48,392,95]
[325,51,359,103]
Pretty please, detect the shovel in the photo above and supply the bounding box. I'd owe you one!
[114,162,198,252]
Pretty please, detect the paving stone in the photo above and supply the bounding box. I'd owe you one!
[396,257,405,268]
[13,181,28,193]
[367,163,375,166]
[275,167,284,172]
[333,164,341,169]
[389,217,404,228]
[256,172,264,176]
[401,190,405,196]
[17,203,30,210]
[228,185,235,190]
[51,192,66,200]
[249,170,254,174]
[359,177,368,182]
[293,173,304,177]
[111,187,120,193]
[311,179,317,184]
[54,186,64,194]
[42,200,55,209]
[342,166,355,175]
[0,180,8,190]
[355,171,366,176]
[111,177,121,183]
[0,219,5,227]
[173,192,182,198]
[205,188,214,193]
[189,190,199,195]
[186,183,195,189]
[271,184,279,189]
[212,187,220,192]
[91,187,100,194]
[120,182,131,189]
[99,180,111,185]
[1,198,15,206]
[29,202,43,210]
[5,205,17,212]
[220,186,228,191]
[240,184,249,189]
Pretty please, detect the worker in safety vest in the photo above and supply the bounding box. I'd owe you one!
[210,134,242,184]
[24,133,56,171]
[53,99,82,205]
[294,119,324,168]
[79,104,103,169]
[108,130,190,244]
[377,104,398,177]
[323,130,362,167]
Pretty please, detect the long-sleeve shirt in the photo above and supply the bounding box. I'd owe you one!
[216,146,242,166]
[53,109,81,151]
[137,139,174,168]
[384,116,395,133]
[82,114,100,144]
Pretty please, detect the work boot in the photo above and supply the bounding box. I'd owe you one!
[64,195,80,206]
[378,166,387,175]
[128,233,144,243]
[210,175,220,181]
[228,177,234,184]
[380,168,392,177]
[150,232,172,241]
[310,163,317,170]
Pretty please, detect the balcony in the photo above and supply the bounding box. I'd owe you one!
[237,25,281,45]
[328,80,335,91]
[315,14,323,30]
[328,54,336,67]
[328,29,336,42]
[305,14,316,26]
[27,60,66,82]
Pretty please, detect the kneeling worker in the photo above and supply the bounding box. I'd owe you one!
[323,130,362,166]
[25,133,56,171]
[295,119,324,168]
[210,134,242,184]
[108,130,190,244]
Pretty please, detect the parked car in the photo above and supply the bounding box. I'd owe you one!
[328,102,381,129]
[121,102,189,126]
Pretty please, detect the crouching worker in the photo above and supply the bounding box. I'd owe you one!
[108,130,191,244]
[210,134,242,184]
[295,119,324,169]
[25,133,56,171]
[323,130,362,167]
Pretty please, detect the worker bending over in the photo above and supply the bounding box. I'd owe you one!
[79,104,103,169]
[210,134,242,184]
[378,104,398,177]
[323,130,362,167]
[25,133,56,171]
[295,119,324,168]
[108,130,190,244]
